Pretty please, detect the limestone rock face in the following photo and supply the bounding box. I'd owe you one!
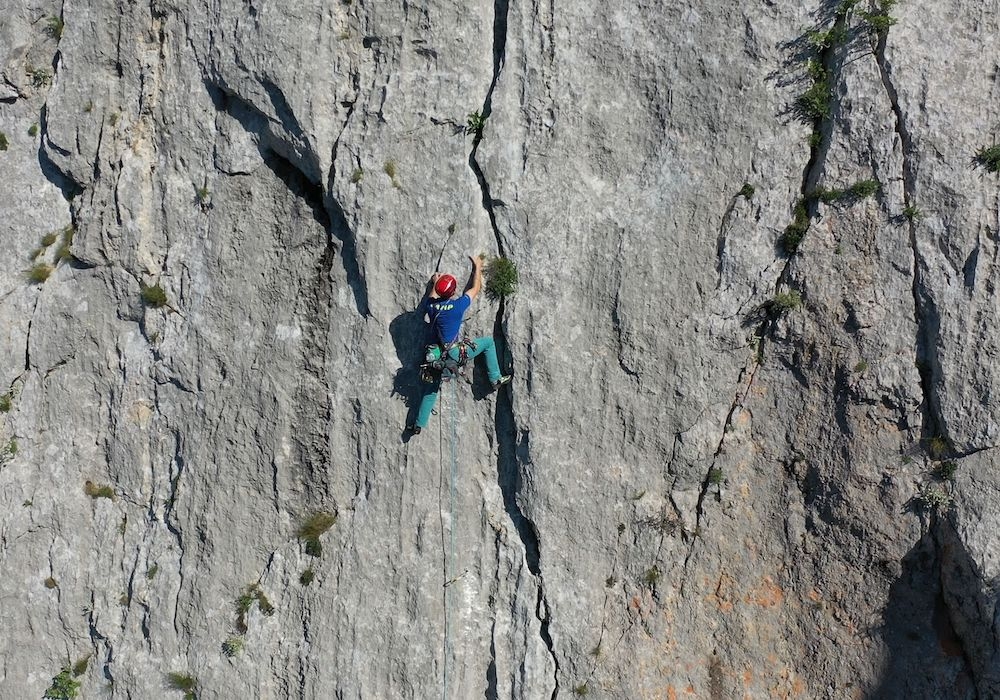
[1,0,998,698]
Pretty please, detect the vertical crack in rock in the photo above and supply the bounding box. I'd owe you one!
[324,71,371,318]
[469,0,559,693]
[871,32,944,441]
[468,0,510,254]
[875,27,980,689]
[680,355,762,590]
[23,296,39,371]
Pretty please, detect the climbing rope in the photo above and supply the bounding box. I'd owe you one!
[440,380,459,700]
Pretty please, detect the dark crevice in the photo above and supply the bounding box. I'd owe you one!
[470,0,559,693]
[872,30,945,443]
[37,134,84,201]
[537,589,560,699]
[24,295,40,371]
[468,0,510,257]
[207,82,370,317]
[495,386,538,574]
[485,625,498,700]
[262,149,370,318]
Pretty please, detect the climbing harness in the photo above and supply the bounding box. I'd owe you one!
[421,337,478,384]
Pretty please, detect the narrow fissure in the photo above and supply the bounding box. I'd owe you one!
[680,355,762,589]
[872,31,944,442]
[468,0,559,693]
[875,25,980,689]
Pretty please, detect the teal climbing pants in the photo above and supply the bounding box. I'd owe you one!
[414,336,502,428]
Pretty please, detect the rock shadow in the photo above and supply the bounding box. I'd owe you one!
[390,309,431,433]
[869,531,974,698]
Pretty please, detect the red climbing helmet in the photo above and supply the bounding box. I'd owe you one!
[434,274,457,297]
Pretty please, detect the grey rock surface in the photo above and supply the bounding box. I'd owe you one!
[1,0,999,698]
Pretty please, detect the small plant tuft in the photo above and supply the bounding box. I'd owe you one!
[935,461,958,481]
[573,683,589,696]
[485,257,519,301]
[854,360,869,372]
[56,226,75,263]
[140,283,168,308]
[297,511,337,557]
[641,565,661,588]
[30,66,52,88]
[902,204,922,221]
[707,467,724,485]
[466,111,487,137]
[862,9,897,34]
[71,656,90,677]
[43,668,80,699]
[28,263,54,284]
[797,79,831,121]
[782,199,810,254]
[847,179,879,199]
[41,231,59,246]
[762,290,803,315]
[146,564,159,580]
[166,671,197,699]
[807,26,847,49]
[45,15,65,40]
[0,392,11,412]
[299,567,315,586]
[28,123,39,137]
[44,576,58,589]
[235,583,274,632]
[916,484,953,511]
[350,168,363,183]
[926,436,949,459]
[738,183,755,199]
[108,112,119,126]
[976,145,1000,174]
[383,160,400,187]
[222,636,244,658]
[0,132,7,150]
[605,575,616,588]
[84,480,116,500]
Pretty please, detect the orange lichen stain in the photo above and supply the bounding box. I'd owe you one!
[706,573,737,612]
[792,677,805,695]
[744,669,753,685]
[666,686,677,700]
[684,685,695,694]
[745,576,784,608]
[740,482,752,498]
[807,589,822,604]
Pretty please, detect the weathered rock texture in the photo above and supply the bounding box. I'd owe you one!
[1,0,999,697]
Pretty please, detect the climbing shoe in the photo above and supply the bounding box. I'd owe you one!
[406,424,421,436]
[492,375,512,391]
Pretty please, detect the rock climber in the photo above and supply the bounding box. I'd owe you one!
[405,255,511,436]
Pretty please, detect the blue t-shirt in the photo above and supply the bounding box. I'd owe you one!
[422,294,471,344]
